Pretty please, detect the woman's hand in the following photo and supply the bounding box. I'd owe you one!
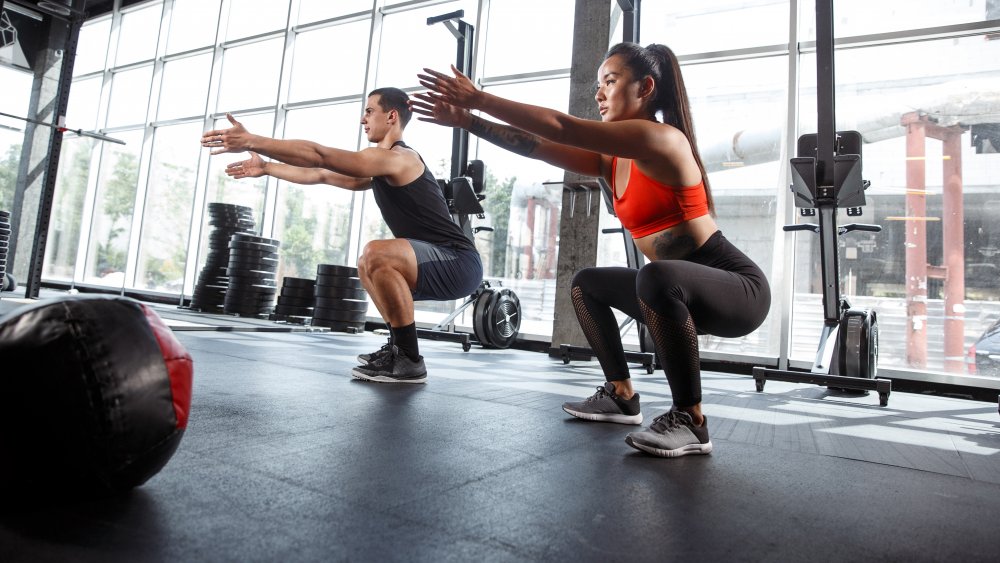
[201,113,253,155]
[416,65,482,110]
[409,93,471,128]
[225,151,266,179]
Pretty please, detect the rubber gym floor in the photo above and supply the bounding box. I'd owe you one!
[1,294,999,562]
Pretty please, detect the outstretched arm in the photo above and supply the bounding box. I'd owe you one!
[225,152,371,191]
[410,93,605,178]
[202,113,412,181]
[417,66,669,162]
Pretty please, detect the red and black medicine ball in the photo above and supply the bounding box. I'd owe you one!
[0,295,193,495]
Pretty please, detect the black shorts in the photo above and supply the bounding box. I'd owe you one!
[407,239,483,301]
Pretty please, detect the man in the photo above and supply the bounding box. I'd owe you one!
[202,88,483,383]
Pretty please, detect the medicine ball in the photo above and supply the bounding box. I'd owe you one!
[0,295,193,496]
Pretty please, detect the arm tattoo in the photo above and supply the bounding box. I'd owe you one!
[468,116,539,157]
[652,231,698,260]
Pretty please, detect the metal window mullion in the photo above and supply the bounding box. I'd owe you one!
[183,0,231,296]
[468,0,488,163]
[283,94,373,111]
[123,0,172,292]
[380,0,453,16]
[292,10,373,33]
[218,29,286,50]
[73,0,124,283]
[161,44,215,62]
[259,0,298,240]
[775,0,802,371]
[478,68,571,87]
[346,0,383,267]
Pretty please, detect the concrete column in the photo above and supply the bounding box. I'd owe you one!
[548,0,610,354]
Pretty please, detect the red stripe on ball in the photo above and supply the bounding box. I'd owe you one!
[140,304,193,429]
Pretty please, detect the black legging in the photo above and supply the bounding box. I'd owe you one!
[571,231,770,407]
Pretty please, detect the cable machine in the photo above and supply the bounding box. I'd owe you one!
[752,0,890,406]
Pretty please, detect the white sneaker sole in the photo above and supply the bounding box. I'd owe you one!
[351,367,426,384]
[562,406,643,425]
[625,435,713,457]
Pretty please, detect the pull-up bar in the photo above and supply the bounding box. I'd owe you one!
[0,110,125,145]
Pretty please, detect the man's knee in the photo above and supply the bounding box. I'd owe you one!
[358,240,391,275]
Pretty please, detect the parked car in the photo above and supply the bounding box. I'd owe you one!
[971,317,1000,377]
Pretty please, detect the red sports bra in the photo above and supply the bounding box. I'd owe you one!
[611,158,709,238]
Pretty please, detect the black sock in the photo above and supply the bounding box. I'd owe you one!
[391,323,419,361]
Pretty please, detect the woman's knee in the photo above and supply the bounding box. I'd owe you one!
[571,267,603,292]
[635,263,685,303]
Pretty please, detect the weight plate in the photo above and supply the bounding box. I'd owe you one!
[472,287,497,348]
[228,240,279,253]
[484,289,520,349]
[315,274,363,290]
[279,286,319,300]
[313,297,368,312]
[311,308,367,323]
[316,264,358,277]
[231,234,281,248]
[281,277,316,289]
[313,285,366,300]
[277,295,316,308]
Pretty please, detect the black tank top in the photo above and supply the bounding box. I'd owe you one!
[371,141,475,251]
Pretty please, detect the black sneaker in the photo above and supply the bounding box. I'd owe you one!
[357,342,392,366]
[351,345,427,384]
[562,382,642,425]
[625,409,712,457]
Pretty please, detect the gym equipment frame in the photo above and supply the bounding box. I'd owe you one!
[753,0,890,406]
[415,10,522,351]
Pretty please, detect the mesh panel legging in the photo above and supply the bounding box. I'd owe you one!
[571,231,770,407]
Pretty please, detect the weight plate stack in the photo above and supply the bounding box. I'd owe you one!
[312,264,368,332]
[190,202,256,313]
[0,210,10,292]
[223,233,281,317]
[272,276,317,323]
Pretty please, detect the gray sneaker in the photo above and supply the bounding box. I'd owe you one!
[351,345,427,384]
[358,342,392,366]
[562,382,642,425]
[625,409,712,457]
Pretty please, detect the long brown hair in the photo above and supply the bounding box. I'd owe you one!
[605,42,714,214]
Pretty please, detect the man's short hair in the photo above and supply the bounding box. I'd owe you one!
[368,87,412,128]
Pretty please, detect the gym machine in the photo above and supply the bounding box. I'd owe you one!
[752,0,890,406]
[415,10,522,351]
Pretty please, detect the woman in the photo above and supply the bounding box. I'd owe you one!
[413,43,770,458]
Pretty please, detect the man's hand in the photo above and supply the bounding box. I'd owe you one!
[416,65,482,110]
[225,151,267,179]
[410,93,471,129]
[201,113,253,155]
